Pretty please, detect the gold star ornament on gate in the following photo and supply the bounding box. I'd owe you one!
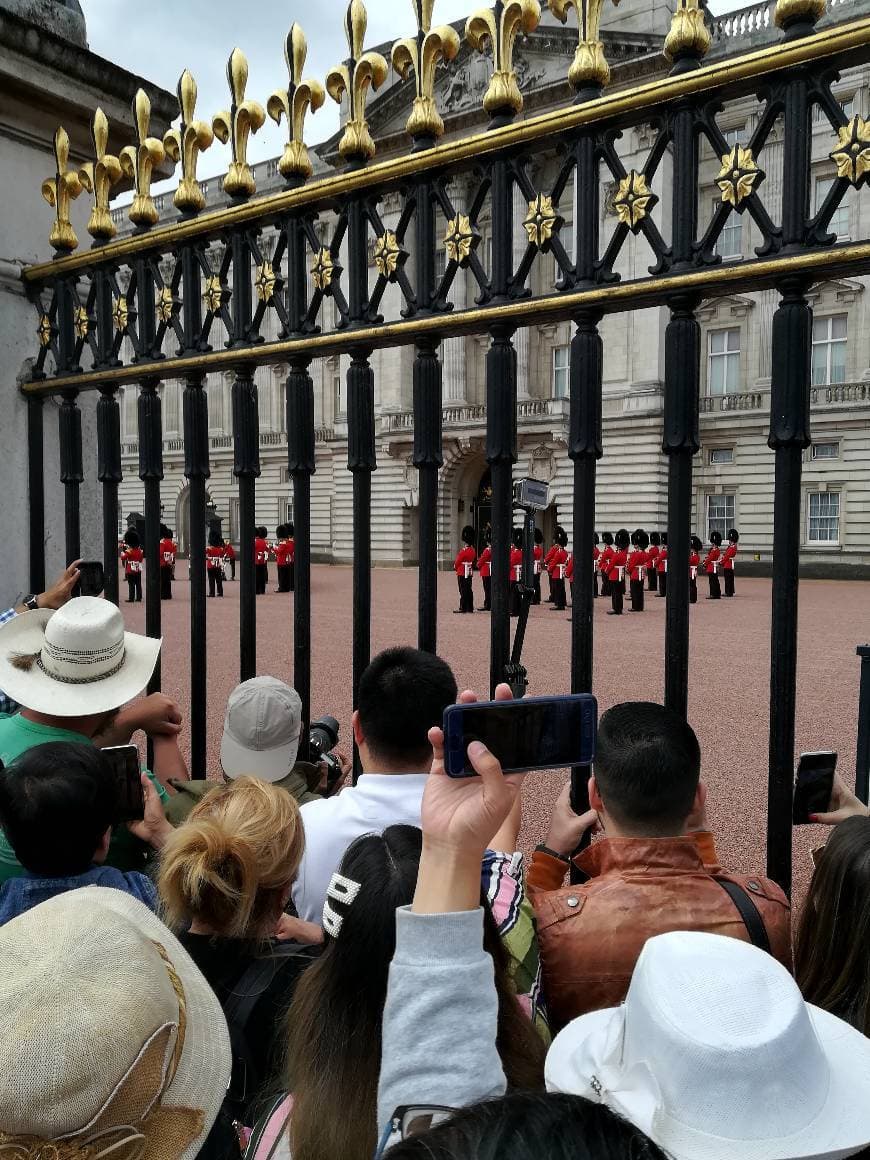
[202,276,226,313]
[37,314,52,347]
[311,248,335,292]
[73,306,89,340]
[614,172,656,231]
[523,193,561,248]
[829,115,870,185]
[444,214,478,264]
[373,230,406,278]
[255,262,277,303]
[156,285,176,323]
[112,295,129,332]
[717,145,760,206]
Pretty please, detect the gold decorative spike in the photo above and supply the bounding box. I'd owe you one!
[119,91,166,227]
[523,193,560,247]
[255,261,277,302]
[614,171,656,230]
[392,0,461,141]
[37,314,53,347]
[466,1,541,118]
[716,145,760,206]
[213,49,267,197]
[830,115,870,185]
[551,0,619,92]
[156,285,176,323]
[774,0,825,29]
[41,127,84,253]
[164,70,214,213]
[444,213,478,263]
[664,0,711,64]
[202,275,226,313]
[326,1,389,162]
[311,248,336,291]
[268,24,326,180]
[78,109,122,241]
[73,305,89,339]
[373,230,405,277]
[112,295,129,332]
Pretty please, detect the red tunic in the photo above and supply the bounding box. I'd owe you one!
[598,546,614,576]
[533,543,544,576]
[548,546,568,579]
[224,544,236,561]
[275,539,295,566]
[478,546,492,579]
[254,537,270,566]
[627,549,649,583]
[657,547,668,574]
[159,538,177,568]
[206,545,225,571]
[121,547,144,576]
[565,554,574,583]
[703,546,722,574]
[690,550,700,580]
[454,545,476,577]
[608,549,628,583]
[647,545,660,567]
[510,545,523,583]
[722,543,737,571]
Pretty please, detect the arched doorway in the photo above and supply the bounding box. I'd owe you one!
[175,485,215,558]
[471,469,492,554]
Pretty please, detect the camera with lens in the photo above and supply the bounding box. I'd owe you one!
[307,715,343,792]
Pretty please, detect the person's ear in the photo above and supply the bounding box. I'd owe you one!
[352,710,364,749]
[93,827,112,864]
[589,775,604,814]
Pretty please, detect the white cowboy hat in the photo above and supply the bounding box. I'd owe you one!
[0,886,231,1160]
[0,596,160,716]
[545,930,870,1160]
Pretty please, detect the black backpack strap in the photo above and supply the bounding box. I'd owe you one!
[714,877,771,954]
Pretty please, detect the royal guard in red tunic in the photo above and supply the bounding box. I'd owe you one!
[206,530,225,598]
[548,529,569,612]
[224,541,236,580]
[607,528,630,615]
[628,529,650,613]
[647,531,661,592]
[478,533,492,612]
[592,532,600,599]
[723,528,739,597]
[533,528,544,605]
[598,531,615,598]
[543,528,561,603]
[121,529,143,604]
[509,528,524,618]
[565,549,574,609]
[254,526,271,595]
[275,523,296,593]
[453,525,476,614]
[690,535,702,604]
[703,530,723,600]
[158,524,177,601]
[656,531,668,598]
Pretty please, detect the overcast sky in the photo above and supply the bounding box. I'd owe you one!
[82,0,747,192]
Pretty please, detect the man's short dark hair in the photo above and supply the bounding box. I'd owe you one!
[358,647,458,767]
[594,702,701,836]
[0,742,118,876]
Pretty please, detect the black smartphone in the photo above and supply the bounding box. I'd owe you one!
[793,751,837,825]
[101,744,145,823]
[443,694,597,778]
[77,560,105,597]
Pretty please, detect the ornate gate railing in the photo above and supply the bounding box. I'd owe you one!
[21,0,870,892]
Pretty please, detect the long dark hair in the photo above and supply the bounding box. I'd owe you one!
[386,1091,667,1160]
[795,815,870,1034]
[283,826,545,1160]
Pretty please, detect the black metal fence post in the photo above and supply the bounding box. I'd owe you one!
[348,344,376,779]
[232,368,260,682]
[486,324,517,695]
[58,390,83,567]
[138,376,163,769]
[183,374,210,775]
[27,396,45,595]
[287,356,315,730]
[413,338,443,654]
[96,387,122,604]
[856,645,870,804]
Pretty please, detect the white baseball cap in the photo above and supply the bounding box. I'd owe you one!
[220,676,303,783]
[545,930,870,1160]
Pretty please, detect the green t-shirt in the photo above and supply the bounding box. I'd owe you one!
[0,714,169,882]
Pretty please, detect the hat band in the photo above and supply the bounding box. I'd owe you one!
[37,648,127,686]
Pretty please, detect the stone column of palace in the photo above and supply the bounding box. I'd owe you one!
[513,185,531,399]
[443,179,467,404]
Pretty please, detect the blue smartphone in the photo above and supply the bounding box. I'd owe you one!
[443,694,597,778]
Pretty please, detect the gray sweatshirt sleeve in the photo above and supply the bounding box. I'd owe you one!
[377,905,507,1136]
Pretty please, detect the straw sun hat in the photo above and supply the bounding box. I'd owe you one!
[546,930,870,1160]
[0,887,231,1160]
[0,597,160,716]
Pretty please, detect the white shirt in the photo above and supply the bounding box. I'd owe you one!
[292,773,428,923]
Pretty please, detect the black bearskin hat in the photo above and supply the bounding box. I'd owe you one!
[511,527,524,549]
[691,535,703,552]
[594,532,600,545]
[208,529,223,548]
[710,530,723,546]
[602,531,614,546]
[615,528,630,549]
[649,531,661,547]
[461,525,475,545]
[286,522,295,537]
[534,528,544,545]
[160,524,172,539]
[556,528,568,547]
[660,531,668,547]
[123,529,140,549]
[728,528,739,543]
[637,529,650,550]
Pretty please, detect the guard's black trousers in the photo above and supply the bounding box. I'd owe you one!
[457,575,474,612]
[160,568,172,600]
[724,569,735,597]
[657,572,667,598]
[708,572,721,600]
[482,575,491,610]
[126,574,142,602]
[256,564,268,595]
[630,579,645,612]
[611,580,624,615]
[551,577,567,611]
[647,567,658,592]
[208,568,224,597]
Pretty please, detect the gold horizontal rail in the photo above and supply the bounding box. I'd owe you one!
[23,239,870,395]
[23,14,870,286]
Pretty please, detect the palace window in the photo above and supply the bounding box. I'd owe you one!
[553,345,570,399]
[709,447,734,465]
[334,369,346,418]
[707,328,741,395]
[706,493,735,542]
[812,441,840,460]
[814,176,850,239]
[814,97,854,123]
[554,221,575,281]
[434,244,447,285]
[712,198,742,258]
[811,315,847,387]
[807,491,840,543]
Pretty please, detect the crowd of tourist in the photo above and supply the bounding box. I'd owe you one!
[1,566,869,1159]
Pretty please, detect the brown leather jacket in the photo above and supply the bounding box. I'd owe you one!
[527,833,792,1032]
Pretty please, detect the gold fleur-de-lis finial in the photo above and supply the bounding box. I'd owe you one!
[550,0,619,94]
[466,1,541,120]
[392,0,461,142]
[268,24,326,181]
[78,109,122,241]
[164,70,214,213]
[213,48,267,198]
[119,90,167,227]
[326,1,389,163]
[41,126,84,253]
[664,0,711,66]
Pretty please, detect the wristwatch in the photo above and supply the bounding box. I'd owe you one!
[22,594,40,611]
[535,843,570,864]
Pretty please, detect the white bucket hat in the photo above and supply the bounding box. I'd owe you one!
[0,886,231,1160]
[546,930,870,1160]
[0,596,160,716]
[220,676,303,783]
